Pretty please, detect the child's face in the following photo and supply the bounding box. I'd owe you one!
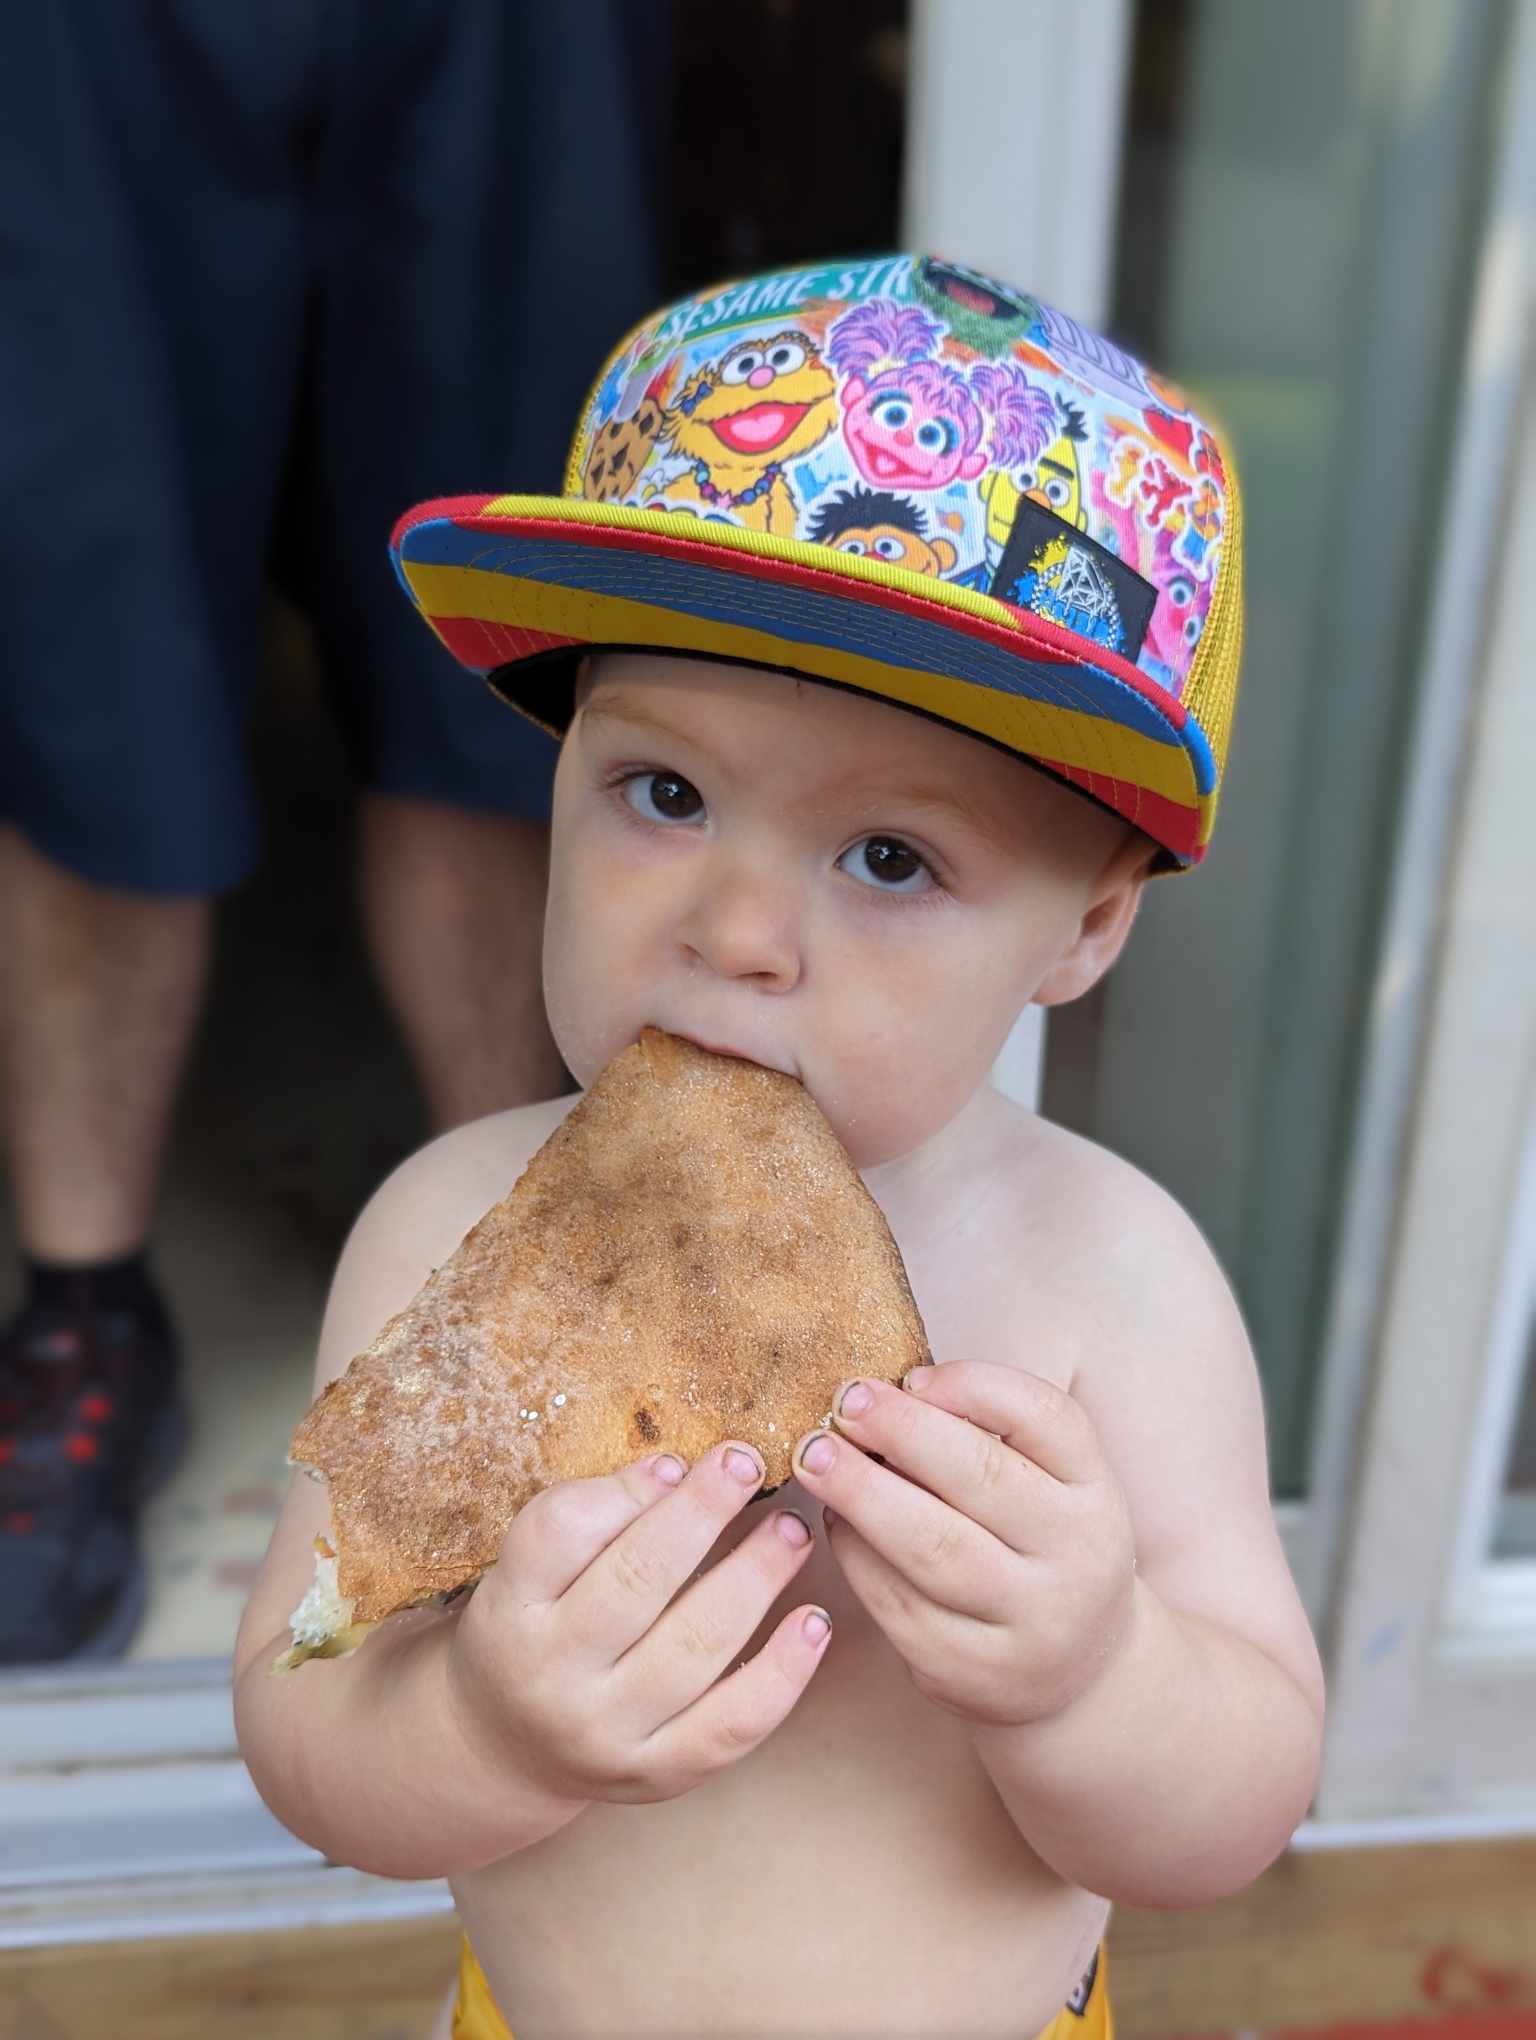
[543,655,1142,1169]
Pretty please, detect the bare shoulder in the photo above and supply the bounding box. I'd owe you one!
[991,1093,1245,1382]
[993,1093,1322,1709]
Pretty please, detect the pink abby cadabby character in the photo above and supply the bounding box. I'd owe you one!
[827,301,988,491]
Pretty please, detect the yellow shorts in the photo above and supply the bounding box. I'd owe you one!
[453,1934,1113,2040]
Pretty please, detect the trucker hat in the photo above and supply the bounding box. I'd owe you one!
[390,253,1243,868]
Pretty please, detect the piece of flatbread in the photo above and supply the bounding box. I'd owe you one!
[273,1029,930,1672]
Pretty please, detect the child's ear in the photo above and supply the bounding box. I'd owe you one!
[1032,837,1154,1007]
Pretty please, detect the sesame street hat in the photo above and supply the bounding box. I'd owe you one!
[390,254,1243,868]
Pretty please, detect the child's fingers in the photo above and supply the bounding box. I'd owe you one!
[635,1600,833,1800]
[557,1443,769,1664]
[492,1452,693,1606]
[900,1363,1104,1486]
[612,1506,818,1725]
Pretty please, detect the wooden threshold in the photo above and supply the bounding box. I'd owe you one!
[1,1841,1533,2039]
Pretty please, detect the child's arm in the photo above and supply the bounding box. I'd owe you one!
[234,1112,830,1882]
[963,1175,1324,1906]
[791,1159,1324,1911]
[232,1118,587,1878]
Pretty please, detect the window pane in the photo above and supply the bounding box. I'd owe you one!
[1042,0,1506,1495]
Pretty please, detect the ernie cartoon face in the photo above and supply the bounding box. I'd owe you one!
[840,362,988,492]
[805,485,958,578]
[669,330,837,469]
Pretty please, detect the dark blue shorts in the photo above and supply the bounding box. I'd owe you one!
[0,0,661,894]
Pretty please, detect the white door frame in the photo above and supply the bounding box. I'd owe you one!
[903,0,1133,1112]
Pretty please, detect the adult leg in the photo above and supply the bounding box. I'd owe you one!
[0,3,310,1663]
[302,0,661,1136]
[0,827,211,1262]
[355,795,564,1132]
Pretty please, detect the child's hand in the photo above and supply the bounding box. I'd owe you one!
[791,1364,1136,1728]
[443,1445,829,1808]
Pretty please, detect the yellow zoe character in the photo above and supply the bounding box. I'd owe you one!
[654,329,838,535]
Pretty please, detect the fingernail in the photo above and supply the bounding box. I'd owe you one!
[653,1455,686,1486]
[798,1433,836,1475]
[802,1608,832,1646]
[903,1366,934,1392]
[726,1446,764,1486]
[836,1380,872,1419]
[775,1510,812,1548]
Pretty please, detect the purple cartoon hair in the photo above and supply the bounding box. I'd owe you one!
[972,362,1057,468]
[827,300,943,376]
[861,360,986,457]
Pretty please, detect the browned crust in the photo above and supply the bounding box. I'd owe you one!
[285,1030,929,1637]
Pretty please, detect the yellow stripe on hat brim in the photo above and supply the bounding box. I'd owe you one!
[403,559,1201,810]
[477,494,1040,634]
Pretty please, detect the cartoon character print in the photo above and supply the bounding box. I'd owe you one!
[1090,427,1222,692]
[1180,473,1222,574]
[647,329,838,534]
[979,363,1088,536]
[935,362,1077,592]
[913,256,1045,358]
[581,397,665,502]
[805,484,957,578]
[826,302,988,492]
[1143,524,1206,676]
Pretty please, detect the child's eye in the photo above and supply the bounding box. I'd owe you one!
[915,418,957,455]
[873,535,904,560]
[623,771,706,824]
[836,835,935,894]
[872,396,911,430]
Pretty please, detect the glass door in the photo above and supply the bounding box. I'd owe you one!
[1041,0,1512,1531]
[1319,317,1536,1815]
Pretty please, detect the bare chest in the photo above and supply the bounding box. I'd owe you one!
[454,1250,1109,2036]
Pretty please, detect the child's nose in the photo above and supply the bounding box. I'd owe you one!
[894,426,914,447]
[747,365,776,389]
[676,864,801,990]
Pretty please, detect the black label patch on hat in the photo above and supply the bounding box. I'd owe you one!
[990,496,1156,661]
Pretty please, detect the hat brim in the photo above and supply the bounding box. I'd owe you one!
[390,495,1218,867]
